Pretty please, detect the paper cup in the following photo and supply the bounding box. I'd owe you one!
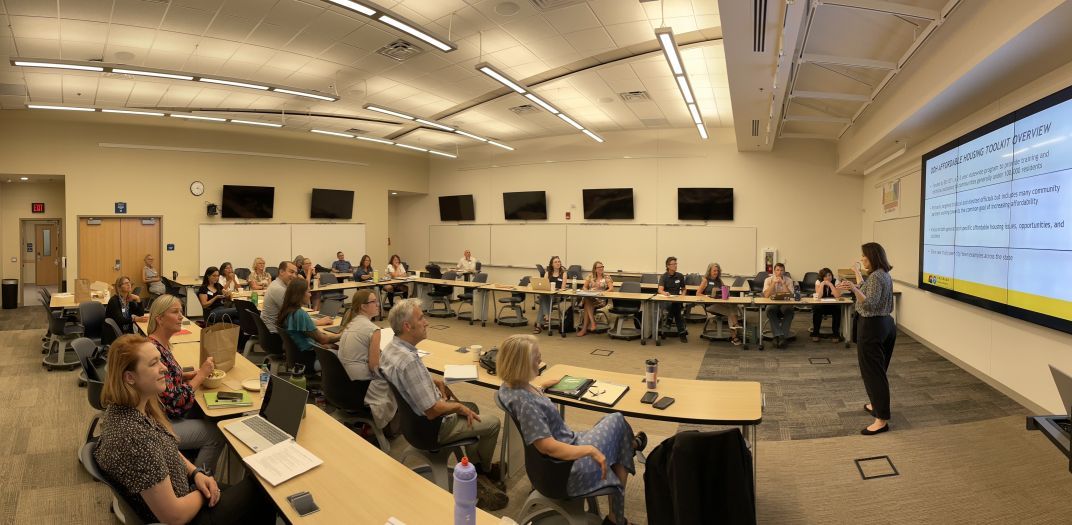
[471,345,483,362]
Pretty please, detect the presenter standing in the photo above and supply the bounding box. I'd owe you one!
[838,242,896,435]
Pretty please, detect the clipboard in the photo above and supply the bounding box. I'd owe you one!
[581,381,630,407]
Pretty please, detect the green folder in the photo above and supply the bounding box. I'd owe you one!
[204,391,253,408]
[546,375,595,399]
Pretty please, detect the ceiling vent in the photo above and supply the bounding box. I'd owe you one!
[640,118,670,128]
[618,91,650,102]
[528,0,587,11]
[751,119,760,137]
[753,0,767,52]
[0,84,27,96]
[509,104,541,115]
[377,39,424,62]
[345,128,369,135]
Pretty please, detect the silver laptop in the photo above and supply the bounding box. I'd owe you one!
[1049,365,1072,417]
[310,300,342,320]
[224,375,308,452]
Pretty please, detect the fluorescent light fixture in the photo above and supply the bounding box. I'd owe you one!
[657,32,684,75]
[102,109,165,116]
[170,114,226,122]
[675,76,695,104]
[357,136,394,145]
[696,123,709,140]
[14,60,103,72]
[429,150,457,158]
[524,93,559,114]
[112,68,194,80]
[198,78,269,90]
[581,129,604,143]
[311,129,354,138]
[27,104,95,112]
[557,113,584,130]
[20,177,29,181]
[687,103,702,124]
[395,143,428,152]
[477,65,527,94]
[365,105,415,120]
[416,118,454,131]
[272,88,337,101]
[455,130,487,142]
[487,141,515,151]
[325,0,376,16]
[863,144,907,175]
[391,192,398,195]
[378,15,453,52]
[229,119,283,128]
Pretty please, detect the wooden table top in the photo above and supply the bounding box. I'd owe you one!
[49,293,109,308]
[753,296,853,305]
[557,289,655,301]
[542,363,762,425]
[410,277,488,288]
[172,341,265,418]
[650,294,753,305]
[218,407,499,525]
[480,283,559,295]
[136,319,203,345]
[313,280,376,292]
[416,339,503,389]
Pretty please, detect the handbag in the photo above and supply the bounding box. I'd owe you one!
[479,347,499,375]
[199,314,239,371]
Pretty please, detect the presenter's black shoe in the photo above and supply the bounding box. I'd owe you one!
[860,424,889,436]
[863,404,876,417]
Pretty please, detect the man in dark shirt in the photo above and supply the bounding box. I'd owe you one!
[658,256,688,343]
[331,251,352,272]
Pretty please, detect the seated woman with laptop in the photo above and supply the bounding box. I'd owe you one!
[577,261,614,337]
[93,334,276,525]
[496,334,645,525]
[534,256,567,334]
[277,279,340,376]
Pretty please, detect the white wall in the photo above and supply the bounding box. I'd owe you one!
[862,58,1072,413]
[394,127,863,285]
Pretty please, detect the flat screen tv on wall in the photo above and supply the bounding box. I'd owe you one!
[439,194,475,221]
[310,188,354,219]
[582,188,634,220]
[503,191,547,220]
[221,185,275,219]
[678,187,734,220]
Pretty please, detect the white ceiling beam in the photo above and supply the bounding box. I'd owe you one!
[790,90,871,102]
[784,114,851,123]
[800,53,897,70]
[816,0,939,21]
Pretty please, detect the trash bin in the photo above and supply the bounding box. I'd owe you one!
[1,279,18,309]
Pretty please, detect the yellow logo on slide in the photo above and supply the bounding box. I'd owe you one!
[923,273,953,289]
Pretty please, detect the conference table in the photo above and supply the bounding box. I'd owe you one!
[649,294,753,346]
[48,292,109,309]
[408,277,492,326]
[752,296,855,350]
[479,283,559,332]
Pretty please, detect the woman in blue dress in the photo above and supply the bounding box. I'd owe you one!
[495,334,646,525]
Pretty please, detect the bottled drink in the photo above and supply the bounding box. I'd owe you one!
[250,291,259,308]
[793,283,801,301]
[259,363,270,392]
[453,456,477,525]
[645,358,659,390]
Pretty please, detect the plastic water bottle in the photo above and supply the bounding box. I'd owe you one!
[250,290,259,308]
[453,456,477,525]
[259,363,270,392]
[793,283,801,302]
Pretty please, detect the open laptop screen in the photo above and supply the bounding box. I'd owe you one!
[261,375,309,437]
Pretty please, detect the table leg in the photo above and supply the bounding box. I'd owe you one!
[750,423,758,498]
[479,288,488,327]
[758,304,766,351]
[742,303,750,350]
[655,302,663,347]
[560,295,567,338]
[640,299,647,345]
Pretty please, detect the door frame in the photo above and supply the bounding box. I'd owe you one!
[75,215,164,290]
[19,218,63,304]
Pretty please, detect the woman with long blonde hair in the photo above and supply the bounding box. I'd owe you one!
[578,261,613,337]
[93,335,275,524]
[248,257,272,291]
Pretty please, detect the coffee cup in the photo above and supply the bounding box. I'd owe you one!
[471,345,483,362]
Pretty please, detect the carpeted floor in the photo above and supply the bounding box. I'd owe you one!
[2,305,1069,524]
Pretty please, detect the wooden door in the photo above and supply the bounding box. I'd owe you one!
[120,218,161,293]
[34,223,60,286]
[78,218,123,285]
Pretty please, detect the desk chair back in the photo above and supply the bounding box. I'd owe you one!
[102,318,123,346]
[251,313,285,358]
[313,346,372,412]
[513,276,531,301]
[279,329,301,370]
[431,271,457,296]
[79,441,151,525]
[498,400,574,499]
[234,267,251,280]
[685,273,702,286]
[611,281,643,312]
[461,272,489,298]
[266,266,279,279]
[566,267,583,283]
[748,272,769,295]
[425,263,443,279]
[78,301,106,341]
[386,381,443,451]
[535,264,546,278]
[800,271,820,293]
[475,261,482,273]
[640,273,659,284]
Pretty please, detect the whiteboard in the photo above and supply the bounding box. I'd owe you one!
[566,224,657,272]
[291,224,366,269]
[873,216,919,286]
[199,224,291,273]
[491,224,566,267]
[656,225,757,277]
[199,223,365,273]
[429,225,489,264]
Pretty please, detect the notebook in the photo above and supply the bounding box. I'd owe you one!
[204,391,253,408]
[546,375,595,399]
[444,364,479,384]
[581,381,630,407]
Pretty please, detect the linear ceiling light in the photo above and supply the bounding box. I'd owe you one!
[487,140,515,151]
[230,119,283,128]
[365,105,415,120]
[171,114,226,122]
[415,118,454,131]
[10,58,338,101]
[357,136,394,145]
[310,128,452,158]
[363,103,511,150]
[311,129,355,138]
[475,62,603,143]
[429,150,457,158]
[655,27,708,140]
[27,104,95,111]
[102,109,165,116]
[455,130,487,142]
[395,143,428,152]
[321,0,456,52]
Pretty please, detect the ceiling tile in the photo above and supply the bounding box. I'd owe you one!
[605,21,657,48]
[152,31,201,54]
[25,73,63,99]
[96,77,136,102]
[218,58,264,78]
[191,88,231,106]
[61,40,106,61]
[158,85,201,107]
[341,23,392,52]
[220,0,268,18]
[351,52,399,75]
[15,37,61,57]
[10,16,60,40]
[255,66,295,83]
[62,74,99,102]
[127,82,168,106]
[562,27,614,55]
[144,49,191,70]
[230,44,276,65]
[174,0,226,11]
[59,0,114,23]
[187,54,227,72]
[473,28,517,54]
[542,3,601,34]
[470,0,541,24]
[247,22,299,49]
[642,0,694,19]
[264,0,323,31]
[589,0,648,25]
[5,0,58,17]
[205,15,258,40]
[397,0,469,22]
[294,58,338,78]
[102,43,151,64]
[266,50,311,71]
[111,0,168,28]
[523,36,576,62]
[431,7,496,41]
[661,16,698,34]
[319,43,367,65]
[219,91,261,107]
[195,38,240,59]
[160,6,215,35]
[107,24,156,47]
[489,46,541,68]
[692,0,719,16]
[500,15,559,43]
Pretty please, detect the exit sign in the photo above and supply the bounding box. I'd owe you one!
[31,202,45,213]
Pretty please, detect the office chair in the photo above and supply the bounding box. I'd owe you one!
[608,281,642,341]
[266,266,279,279]
[234,301,261,356]
[102,318,124,347]
[251,313,286,370]
[74,337,106,443]
[496,277,530,327]
[78,301,106,346]
[42,300,82,371]
[386,382,478,490]
[683,273,706,322]
[427,271,457,318]
[456,272,488,325]
[79,441,158,525]
[640,273,659,285]
[234,267,251,280]
[312,346,389,452]
[316,272,346,304]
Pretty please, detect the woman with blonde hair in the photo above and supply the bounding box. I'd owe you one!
[338,289,397,432]
[248,257,272,291]
[107,275,148,334]
[93,335,275,525]
[578,261,613,337]
[496,335,645,525]
[697,262,742,346]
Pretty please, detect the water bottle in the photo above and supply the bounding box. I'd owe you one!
[453,456,477,525]
[373,270,380,282]
[250,290,259,308]
[259,363,270,392]
[645,358,659,390]
[572,277,578,289]
[793,283,801,301]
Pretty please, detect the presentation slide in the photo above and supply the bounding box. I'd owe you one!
[921,88,1072,334]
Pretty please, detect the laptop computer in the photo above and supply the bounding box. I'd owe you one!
[530,277,551,291]
[1049,365,1072,422]
[223,375,309,452]
[310,300,342,320]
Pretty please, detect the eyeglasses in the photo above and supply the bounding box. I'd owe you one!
[595,265,604,269]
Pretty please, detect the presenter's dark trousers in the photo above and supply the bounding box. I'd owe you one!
[857,315,897,420]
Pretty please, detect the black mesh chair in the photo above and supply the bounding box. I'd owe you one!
[102,318,124,346]
[234,267,251,280]
[234,300,261,355]
[160,277,187,312]
[535,264,546,278]
[683,273,706,322]
[313,346,389,452]
[317,273,346,304]
[78,301,106,345]
[608,281,642,341]
[386,381,477,490]
[266,266,279,279]
[496,276,530,327]
[79,441,154,525]
[427,271,457,318]
[251,313,286,370]
[42,300,82,371]
[456,272,488,325]
[74,337,106,443]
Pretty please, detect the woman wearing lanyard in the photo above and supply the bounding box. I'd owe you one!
[107,276,148,334]
[838,242,896,435]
